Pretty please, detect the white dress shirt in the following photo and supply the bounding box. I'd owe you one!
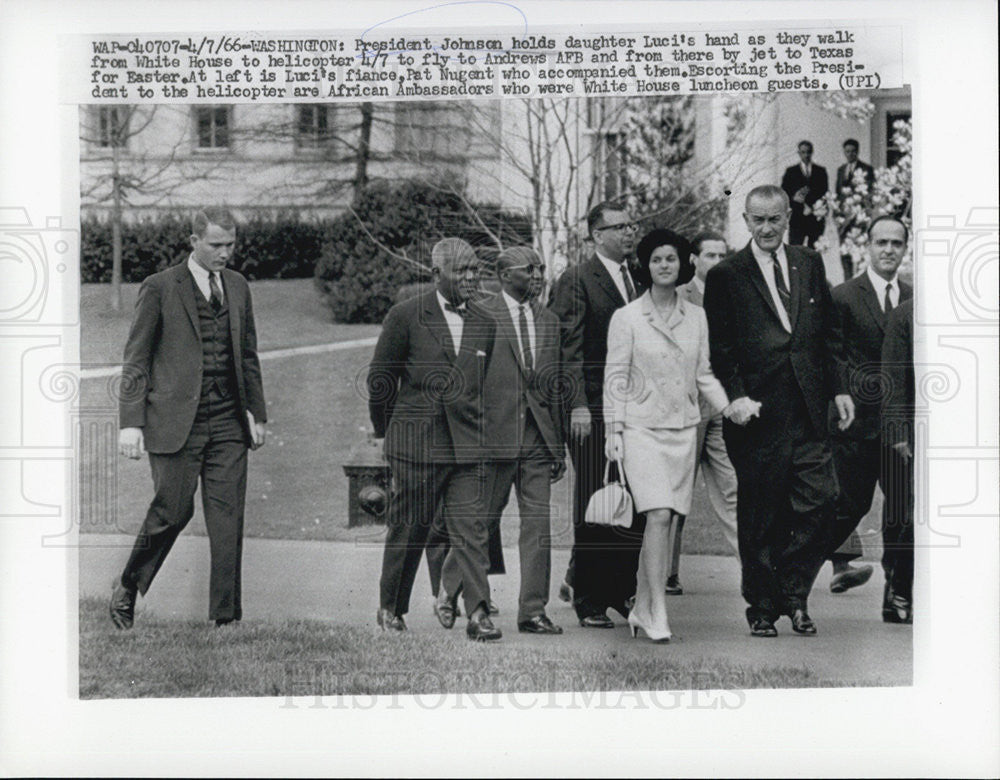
[865,266,900,312]
[597,251,636,304]
[436,290,464,355]
[750,241,792,332]
[501,290,534,367]
[187,255,223,304]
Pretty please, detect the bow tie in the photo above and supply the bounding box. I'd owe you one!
[443,302,467,318]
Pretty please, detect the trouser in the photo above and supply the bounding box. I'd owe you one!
[828,435,883,563]
[881,442,914,600]
[567,416,644,620]
[379,457,490,618]
[121,410,248,621]
[442,416,553,622]
[725,391,839,622]
[694,413,740,556]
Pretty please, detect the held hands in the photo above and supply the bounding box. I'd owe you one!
[119,427,145,459]
[723,397,762,426]
[604,431,624,462]
[834,394,856,431]
[569,406,592,443]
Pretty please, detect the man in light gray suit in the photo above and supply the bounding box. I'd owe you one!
[670,231,739,593]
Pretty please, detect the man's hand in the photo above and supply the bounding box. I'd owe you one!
[892,441,913,460]
[569,406,592,443]
[550,457,567,483]
[604,431,624,462]
[119,427,145,459]
[834,394,856,431]
[723,397,762,426]
[793,186,809,204]
[251,422,267,449]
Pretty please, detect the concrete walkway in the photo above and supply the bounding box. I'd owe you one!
[81,534,912,686]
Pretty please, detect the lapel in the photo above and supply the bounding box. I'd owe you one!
[738,245,784,326]
[855,271,888,335]
[492,296,532,380]
[639,291,683,346]
[421,292,456,364]
[174,262,201,341]
[223,270,243,362]
[588,255,627,308]
[787,246,804,332]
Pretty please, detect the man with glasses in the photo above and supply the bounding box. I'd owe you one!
[549,201,645,628]
[436,247,567,634]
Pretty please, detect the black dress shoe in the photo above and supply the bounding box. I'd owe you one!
[882,594,913,624]
[109,581,137,630]
[579,614,614,628]
[517,615,564,634]
[790,608,817,635]
[665,575,684,595]
[830,564,874,593]
[376,608,407,632]
[433,594,457,629]
[749,617,778,637]
[466,613,502,641]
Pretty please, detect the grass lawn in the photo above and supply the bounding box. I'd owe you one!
[79,598,863,698]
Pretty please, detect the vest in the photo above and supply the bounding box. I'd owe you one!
[191,276,238,419]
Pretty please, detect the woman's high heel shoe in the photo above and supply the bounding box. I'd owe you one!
[628,611,671,643]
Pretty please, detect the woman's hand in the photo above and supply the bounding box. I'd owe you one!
[604,431,624,462]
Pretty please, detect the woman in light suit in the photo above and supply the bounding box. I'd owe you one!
[604,229,732,641]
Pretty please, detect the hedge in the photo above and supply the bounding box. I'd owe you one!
[80,212,325,283]
[315,179,532,323]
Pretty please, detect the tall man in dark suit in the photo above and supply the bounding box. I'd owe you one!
[368,238,500,640]
[434,247,567,634]
[704,185,854,637]
[671,232,740,593]
[826,216,912,593]
[835,138,876,280]
[549,201,645,628]
[880,294,915,624]
[781,140,829,248]
[110,207,267,629]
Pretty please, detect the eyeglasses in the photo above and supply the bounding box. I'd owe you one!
[594,222,639,234]
[503,263,545,275]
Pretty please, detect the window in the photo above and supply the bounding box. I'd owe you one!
[195,106,231,149]
[394,102,469,158]
[96,106,130,148]
[601,132,627,201]
[296,104,331,149]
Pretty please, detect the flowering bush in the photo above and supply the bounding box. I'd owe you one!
[816,118,913,276]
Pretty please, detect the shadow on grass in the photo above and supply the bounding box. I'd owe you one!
[80,598,881,699]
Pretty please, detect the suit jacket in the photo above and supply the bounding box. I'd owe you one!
[368,291,493,464]
[477,295,564,461]
[881,298,915,448]
[548,254,646,414]
[835,160,875,198]
[604,291,728,430]
[828,272,913,440]
[781,163,829,227]
[703,243,846,436]
[119,261,266,455]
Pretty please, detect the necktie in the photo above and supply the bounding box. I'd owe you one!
[518,304,533,371]
[620,264,636,302]
[771,252,791,317]
[884,282,894,314]
[209,272,222,312]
